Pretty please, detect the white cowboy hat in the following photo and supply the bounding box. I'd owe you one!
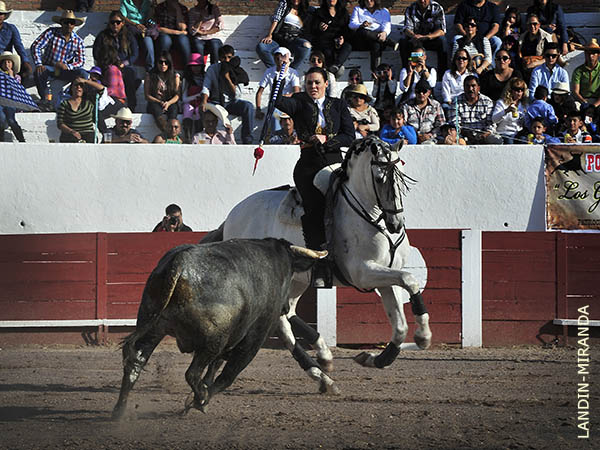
[0,51,20,73]
[205,103,230,127]
[52,10,84,27]
[0,1,12,17]
[111,107,134,121]
[274,111,291,120]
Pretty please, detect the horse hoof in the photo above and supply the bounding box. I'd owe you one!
[319,379,341,395]
[353,351,374,367]
[414,330,432,350]
[317,357,334,373]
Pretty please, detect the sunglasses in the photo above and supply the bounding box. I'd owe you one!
[110,20,123,25]
[158,60,169,64]
[416,89,429,94]
[512,87,525,92]
[118,120,132,125]
[528,22,540,26]
[456,56,469,61]
[349,76,361,81]
[465,23,477,28]
[62,19,77,25]
[495,55,510,61]
[545,53,559,59]
[310,58,322,63]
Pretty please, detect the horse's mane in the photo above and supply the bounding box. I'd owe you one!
[340,137,416,195]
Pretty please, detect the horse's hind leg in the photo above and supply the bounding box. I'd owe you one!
[112,328,165,420]
[355,286,408,368]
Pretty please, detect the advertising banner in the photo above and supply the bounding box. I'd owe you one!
[545,144,600,230]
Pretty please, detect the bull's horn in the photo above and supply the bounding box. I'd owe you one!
[290,245,328,259]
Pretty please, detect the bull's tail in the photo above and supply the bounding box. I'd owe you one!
[121,256,185,356]
[199,223,224,244]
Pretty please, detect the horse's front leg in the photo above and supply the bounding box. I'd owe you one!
[352,262,432,353]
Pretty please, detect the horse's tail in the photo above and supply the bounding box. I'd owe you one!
[199,223,224,244]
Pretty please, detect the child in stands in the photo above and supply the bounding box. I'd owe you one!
[529,117,560,144]
[525,85,558,132]
[379,107,416,145]
[0,51,25,142]
[561,110,591,143]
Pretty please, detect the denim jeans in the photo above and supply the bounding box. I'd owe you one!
[256,38,311,69]
[193,38,223,65]
[225,99,254,144]
[34,66,89,101]
[157,33,192,68]
[0,105,17,134]
[128,25,155,71]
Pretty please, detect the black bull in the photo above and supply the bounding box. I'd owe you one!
[112,238,324,419]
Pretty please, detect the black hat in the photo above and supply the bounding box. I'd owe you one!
[415,79,432,93]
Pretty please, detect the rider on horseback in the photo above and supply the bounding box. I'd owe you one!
[276,67,355,287]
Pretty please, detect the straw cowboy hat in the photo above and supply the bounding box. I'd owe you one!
[274,111,291,120]
[583,38,600,52]
[0,51,20,73]
[0,1,12,18]
[205,103,231,127]
[551,81,570,95]
[111,107,134,121]
[52,10,84,26]
[344,84,372,103]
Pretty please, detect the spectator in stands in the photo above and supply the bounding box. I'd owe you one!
[268,112,299,144]
[76,0,95,13]
[340,68,363,99]
[107,107,149,143]
[200,45,254,144]
[400,79,445,144]
[73,66,121,134]
[188,0,224,65]
[452,17,491,76]
[448,75,502,144]
[441,49,473,114]
[400,0,447,75]
[480,49,523,102]
[371,63,397,118]
[453,0,502,56]
[310,0,352,79]
[528,116,560,144]
[438,123,467,145]
[0,51,24,142]
[192,103,235,144]
[379,107,417,145]
[152,203,192,232]
[501,35,521,71]
[572,39,600,110]
[348,0,398,74]
[398,45,437,103]
[256,0,312,70]
[561,110,589,143]
[0,2,33,86]
[583,105,600,141]
[305,50,337,97]
[154,118,183,143]
[526,0,568,56]
[492,77,527,144]
[181,53,206,144]
[96,47,129,113]
[524,85,558,131]
[499,7,523,40]
[144,51,181,134]
[31,10,88,111]
[154,0,191,68]
[519,13,555,75]
[56,80,96,143]
[255,47,300,134]
[345,83,379,138]
[93,11,141,112]
[120,0,156,71]
[549,81,577,130]
[528,42,568,100]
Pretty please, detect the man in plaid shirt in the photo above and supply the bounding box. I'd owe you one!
[400,0,447,75]
[30,10,87,110]
[400,79,445,143]
[448,75,502,144]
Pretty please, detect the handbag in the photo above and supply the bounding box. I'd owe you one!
[274,23,301,43]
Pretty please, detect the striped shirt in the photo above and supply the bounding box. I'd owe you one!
[57,98,95,133]
[404,1,446,35]
[448,93,495,133]
[31,27,85,69]
[400,97,445,137]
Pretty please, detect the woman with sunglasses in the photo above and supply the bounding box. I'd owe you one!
[480,49,523,102]
[452,16,492,76]
[519,12,555,74]
[93,11,141,112]
[492,77,528,144]
[144,52,181,133]
[526,0,568,56]
[340,68,363,99]
[441,49,473,114]
[304,50,337,97]
[56,81,96,143]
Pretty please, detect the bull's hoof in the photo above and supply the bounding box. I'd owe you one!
[317,357,334,373]
[353,351,375,367]
[318,379,341,395]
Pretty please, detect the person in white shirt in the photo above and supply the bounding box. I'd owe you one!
[398,46,437,102]
[441,48,473,114]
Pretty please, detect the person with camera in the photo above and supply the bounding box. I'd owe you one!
[371,63,397,119]
[398,45,437,103]
[152,204,192,232]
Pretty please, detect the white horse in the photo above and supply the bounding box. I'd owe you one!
[201,136,432,393]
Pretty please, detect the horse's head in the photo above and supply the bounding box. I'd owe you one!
[343,136,414,234]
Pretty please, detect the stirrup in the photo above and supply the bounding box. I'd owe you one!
[312,259,332,289]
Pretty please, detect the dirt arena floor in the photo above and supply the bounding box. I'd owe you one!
[0,343,597,449]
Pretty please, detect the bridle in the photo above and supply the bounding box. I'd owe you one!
[370,156,405,217]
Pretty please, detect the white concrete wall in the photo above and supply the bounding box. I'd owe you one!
[0,143,546,234]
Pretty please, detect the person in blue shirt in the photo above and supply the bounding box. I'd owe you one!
[525,85,558,132]
[0,2,33,86]
[529,116,560,144]
[528,41,568,100]
[380,107,417,145]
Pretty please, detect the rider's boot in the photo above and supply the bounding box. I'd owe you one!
[301,215,332,289]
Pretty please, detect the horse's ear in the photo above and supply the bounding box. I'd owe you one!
[392,139,403,153]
